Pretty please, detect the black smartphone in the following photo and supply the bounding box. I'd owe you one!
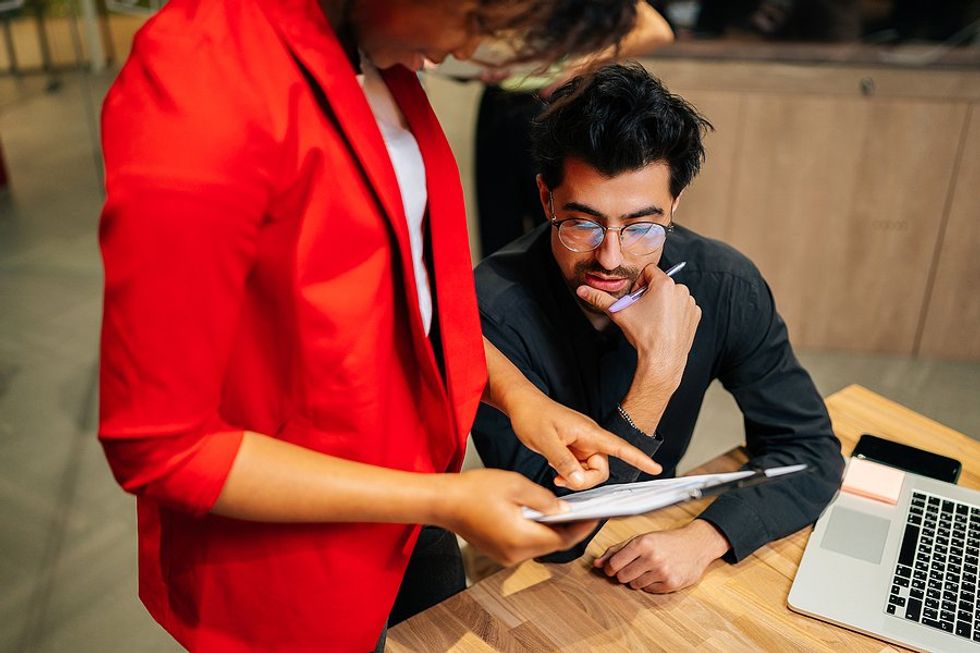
[852,433,962,484]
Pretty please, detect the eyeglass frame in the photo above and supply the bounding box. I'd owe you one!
[547,192,674,254]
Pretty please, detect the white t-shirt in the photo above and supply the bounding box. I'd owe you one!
[357,56,433,335]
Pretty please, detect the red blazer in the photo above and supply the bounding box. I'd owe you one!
[98,0,487,649]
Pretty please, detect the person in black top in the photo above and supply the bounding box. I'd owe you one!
[472,62,844,593]
[475,2,674,258]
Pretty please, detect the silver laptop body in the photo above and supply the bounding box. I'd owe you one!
[789,463,980,652]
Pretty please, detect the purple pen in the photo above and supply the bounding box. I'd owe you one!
[608,261,687,314]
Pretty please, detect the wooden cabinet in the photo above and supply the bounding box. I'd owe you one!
[649,61,980,358]
[720,96,964,352]
[918,107,980,359]
[668,90,743,242]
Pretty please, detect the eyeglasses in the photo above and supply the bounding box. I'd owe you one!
[548,194,673,255]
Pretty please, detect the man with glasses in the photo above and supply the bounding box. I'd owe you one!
[472,62,843,593]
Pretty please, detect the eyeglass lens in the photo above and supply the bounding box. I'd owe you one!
[558,219,667,254]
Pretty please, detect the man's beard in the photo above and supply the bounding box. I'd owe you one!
[567,260,641,315]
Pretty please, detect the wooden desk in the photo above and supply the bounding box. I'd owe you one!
[388,385,980,652]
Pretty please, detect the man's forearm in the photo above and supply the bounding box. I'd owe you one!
[618,357,681,434]
[688,518,732,562]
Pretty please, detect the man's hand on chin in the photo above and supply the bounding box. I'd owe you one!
[593,519,730,593]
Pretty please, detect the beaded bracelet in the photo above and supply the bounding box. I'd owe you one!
[616,403,645,435]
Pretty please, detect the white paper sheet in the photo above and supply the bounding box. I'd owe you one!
[523,465,806,523]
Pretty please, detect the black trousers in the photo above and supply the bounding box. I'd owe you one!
[388,525,466,627]
[374,527,463,651]
[474,86,548,259]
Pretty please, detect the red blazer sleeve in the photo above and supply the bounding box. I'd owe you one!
[98,30,274,515]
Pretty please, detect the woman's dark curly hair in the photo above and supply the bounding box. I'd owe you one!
[474,0,639,64]
[531,61,713,197]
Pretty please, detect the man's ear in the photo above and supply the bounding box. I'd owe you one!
[670,190,685,219]
[536,174,552,218]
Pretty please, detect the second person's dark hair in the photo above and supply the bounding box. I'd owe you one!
[531,62,713,197]
[477,0,638,64]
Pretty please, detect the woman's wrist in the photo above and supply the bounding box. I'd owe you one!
[425,473,462,530]
[496,378,545,423]
[482,338,544,418]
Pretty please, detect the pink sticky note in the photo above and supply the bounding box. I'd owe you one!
[841,457,906,505]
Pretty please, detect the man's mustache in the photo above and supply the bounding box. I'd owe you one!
[574,261,641,282]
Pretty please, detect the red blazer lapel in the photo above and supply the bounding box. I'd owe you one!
[257,0,430,336]
[382,67,488,444]
[255,0,485,450]
[267,2,406,237]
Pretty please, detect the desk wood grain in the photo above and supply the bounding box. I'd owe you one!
[388,385,980,652]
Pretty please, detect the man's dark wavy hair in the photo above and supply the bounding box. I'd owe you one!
[476,0,638,63]
[531,62,713,198]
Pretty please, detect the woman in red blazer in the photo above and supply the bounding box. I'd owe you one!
[99,0,660,650]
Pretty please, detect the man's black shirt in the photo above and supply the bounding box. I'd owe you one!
[472,222,844,563]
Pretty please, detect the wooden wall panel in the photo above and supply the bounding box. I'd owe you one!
[662,90,743,242]
[918,106,980,360]
[642,58,980,102]
[727,95,966,352]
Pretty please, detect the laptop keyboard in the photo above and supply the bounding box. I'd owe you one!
[886,490,980,643]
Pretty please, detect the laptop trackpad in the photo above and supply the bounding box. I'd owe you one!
[819,506,890,564]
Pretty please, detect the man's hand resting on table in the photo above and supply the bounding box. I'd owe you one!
[593,519,730,593]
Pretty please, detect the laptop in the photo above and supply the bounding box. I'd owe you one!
[789,461,980,652]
